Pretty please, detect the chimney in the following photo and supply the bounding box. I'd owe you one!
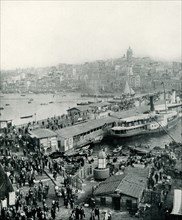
[172,90,176,103]
[150,96,155,112]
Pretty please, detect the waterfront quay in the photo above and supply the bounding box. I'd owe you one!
[0,93,182,220]
[0,133,182,220]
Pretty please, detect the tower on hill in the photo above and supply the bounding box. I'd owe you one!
[126,46,133,62]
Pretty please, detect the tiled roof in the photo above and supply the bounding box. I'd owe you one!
[29,129,57,139]
[116,175,147,199]
[67,106,90,112]
[94,167,149,199]
[94,174,125,196]
[56,117,116,138]
[124,167,149,178]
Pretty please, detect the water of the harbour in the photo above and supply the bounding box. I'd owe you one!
[94,118,181,154]
[0,93,97,125]
[0,93,181,151]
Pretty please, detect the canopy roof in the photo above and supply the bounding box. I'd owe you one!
[29,129,57,139]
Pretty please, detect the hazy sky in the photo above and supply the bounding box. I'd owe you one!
[1,0,181,70]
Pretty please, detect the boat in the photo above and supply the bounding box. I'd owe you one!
[88,101,95,104]
[49,101,54,104]
[20,115,33,119]
[20,94,26,97]
[40,103,48,105]
[110,95,178,138]
[110,111,178,138]
[75,144,93,156]
[121,148,130,156]
[112,146,122,154]
[77,102,89,106]
[0,107,4,110]
[28,101,31,104]
[5,104,10,106]
[92,135,104,144]
[128,145,151,155]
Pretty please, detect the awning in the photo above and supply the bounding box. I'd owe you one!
[171,189,182,216]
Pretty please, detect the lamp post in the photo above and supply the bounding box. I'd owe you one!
[161,82,167,113]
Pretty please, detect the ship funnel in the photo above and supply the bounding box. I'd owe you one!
[150,96,155,112]
[171,90,176,103]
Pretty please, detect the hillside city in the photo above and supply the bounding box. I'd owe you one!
[1,47,182,94]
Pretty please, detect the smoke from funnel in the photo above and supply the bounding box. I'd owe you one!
[150,96,155,112]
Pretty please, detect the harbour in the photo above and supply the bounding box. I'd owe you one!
[1,2,182,219]
[0,91,181,151]
[1,94,182,220]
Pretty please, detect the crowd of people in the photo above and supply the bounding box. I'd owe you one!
[0,198,59,220]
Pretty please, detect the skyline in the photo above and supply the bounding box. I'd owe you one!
[1,1,182,70]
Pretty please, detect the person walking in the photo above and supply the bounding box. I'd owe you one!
[51,207,56,220]
[79,206,85,220]
[95,207,100,220]
[75,206,80,220]
[90,208,95,220]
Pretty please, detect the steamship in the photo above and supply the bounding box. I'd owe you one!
[110,95,178,138]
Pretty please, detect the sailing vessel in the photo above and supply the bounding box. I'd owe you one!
[123,81,135,96]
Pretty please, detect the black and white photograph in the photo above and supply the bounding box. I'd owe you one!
[0,0,181,219]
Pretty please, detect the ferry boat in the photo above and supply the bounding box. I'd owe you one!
[110,110,178,138]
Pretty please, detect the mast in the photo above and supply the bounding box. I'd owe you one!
[161,82,167,113]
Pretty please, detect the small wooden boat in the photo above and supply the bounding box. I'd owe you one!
[113,146,122,154]
[77,102,89,105]
[128,145,151,155]
[122,149,130,156]
[5,104,10,106]
[0,107,4,110]
[20,94,26,96]
[40,103,48,105]
[20,115,33,119]
[49,101,54,104]
[28,101,31,104]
